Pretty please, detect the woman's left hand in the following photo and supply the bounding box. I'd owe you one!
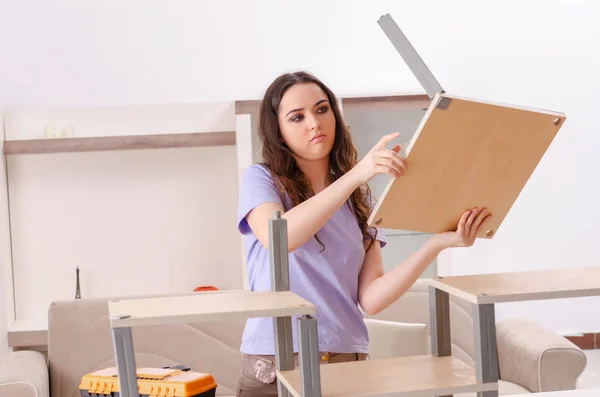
[433,208,492,250]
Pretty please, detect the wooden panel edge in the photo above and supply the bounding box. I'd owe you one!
[3,131,236,155]
[109,305,316,329]
[277,356,498,397]
[235,100,261,115]
[276,370,302,397]
[341,93,430,111]
[484,288,600,304]
[7,329,48,348]
[428,283,600,304]
[427,279,480,304]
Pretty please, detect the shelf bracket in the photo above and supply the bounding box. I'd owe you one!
[270,211,294,397]
[377,13,444,99]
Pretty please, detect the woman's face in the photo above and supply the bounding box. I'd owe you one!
[277,83,336,163]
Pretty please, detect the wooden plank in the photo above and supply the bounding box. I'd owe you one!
[3,131,236,155]
[234,100,261,115]
[341,94,430,111]
[108,290,316,328]
[368,92,565,238]
[429,266,600,304]
[7,319,48,348]
[3,102,235,141]
[509,390,600,397]
[277,355,497,397]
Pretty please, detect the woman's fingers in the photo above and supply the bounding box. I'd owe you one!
[457,210,470,236]
[446,208,493,248]
[375,159,403,177]
[383,149,407,171]
[390,144,402,153]
[375,150,407,175]
[464,208,478,237]
[469,208,491,241]
[375,132,402,151]
[378,166,401,178]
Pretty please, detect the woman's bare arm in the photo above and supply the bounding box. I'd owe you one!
[246,133,405,252]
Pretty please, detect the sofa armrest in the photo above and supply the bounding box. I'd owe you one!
[365,319,428,360]
[496,318,586,393]
[0,350,49,397]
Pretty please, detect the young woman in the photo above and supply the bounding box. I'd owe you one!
[235,71,491,396]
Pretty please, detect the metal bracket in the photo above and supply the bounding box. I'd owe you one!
[269,211,293,397]
[270,211,290,292]
[112,327,140,397]
[473,304,499,397]
[436,97,452,110]
[377,13,444,99]
[429,286,451,357]
[298,315,322,397]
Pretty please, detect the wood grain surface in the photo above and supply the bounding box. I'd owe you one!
[368,93,565,238]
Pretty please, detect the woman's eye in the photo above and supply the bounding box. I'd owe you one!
[317,106,329,113]
[291,114,304,122]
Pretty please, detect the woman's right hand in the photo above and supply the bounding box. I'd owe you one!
[351,132,407,185]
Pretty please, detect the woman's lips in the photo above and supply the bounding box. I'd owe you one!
[311,134,325,143]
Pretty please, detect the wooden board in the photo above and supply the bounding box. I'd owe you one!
[7,319,48,348]
[277,355,497,397]
[3,131,235,155]
[429,266,600,304]
[510,390,600,397]
[234,94,429,115]
[368,92,566,238]
[108,290,316,328]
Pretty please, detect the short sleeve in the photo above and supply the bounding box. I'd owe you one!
[369,225,387,248]
[237,164,284,235]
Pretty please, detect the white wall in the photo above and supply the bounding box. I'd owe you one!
[0,0,598,340]
[8,146,241,320]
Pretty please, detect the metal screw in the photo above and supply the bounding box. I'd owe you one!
[374,217,383,225]
[553,117,562,126]
[485,229,494,237]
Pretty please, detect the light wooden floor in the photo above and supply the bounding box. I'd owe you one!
[578,350,600,389]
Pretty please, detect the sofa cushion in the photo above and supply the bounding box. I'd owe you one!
[365,319,428,359]
[48,296,246,397]
[455,380,531,396]
[496,318,586,392]
[0,350,49,397]
[367,278,476,366]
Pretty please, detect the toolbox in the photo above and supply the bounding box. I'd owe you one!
[79,365,217,397]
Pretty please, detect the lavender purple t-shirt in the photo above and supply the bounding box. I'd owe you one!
[237,164,386,355]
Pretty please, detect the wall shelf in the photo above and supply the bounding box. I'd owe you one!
[3,131,236,155]
[3,95,427,156]
[234,94,430,115]
[7,319,48,349]
[341,93,430,111]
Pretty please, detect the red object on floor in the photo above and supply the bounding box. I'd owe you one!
[194,286,219,292]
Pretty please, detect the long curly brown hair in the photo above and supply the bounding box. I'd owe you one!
[258,71,376,252]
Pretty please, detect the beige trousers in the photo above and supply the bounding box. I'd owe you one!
[236,352,369,397]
